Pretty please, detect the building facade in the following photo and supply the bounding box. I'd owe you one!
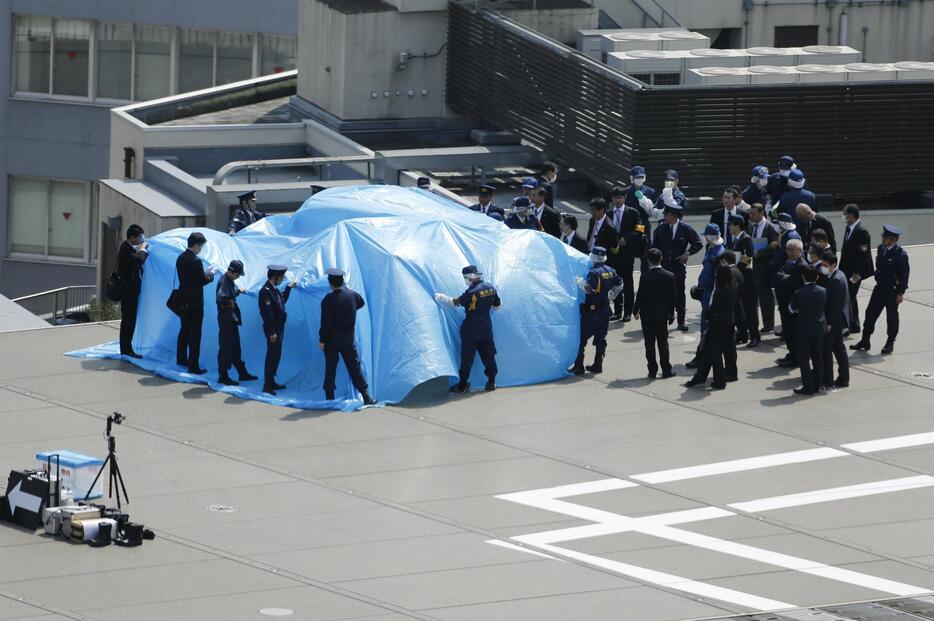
[0,0,298,297]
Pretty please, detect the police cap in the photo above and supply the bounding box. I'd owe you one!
[882,224,902,238]
[228,260,245,274]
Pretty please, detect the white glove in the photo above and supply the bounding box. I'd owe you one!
[662,187,677,208]
[575,276,589,293]
[492,303,504,312]
[206,265,219,275]
[638,195,654,212]
[434,292,455,307]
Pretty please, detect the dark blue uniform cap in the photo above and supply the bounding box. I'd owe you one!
[513,197,530,208]
[416,177,431,188]
[267,264,288,276]
[728,214,746,227]
[664,204,683,215]
[882,225,902,238]
[521,177,538,189]
[630,165,646,177]
[325,268,345,277]
[704,223,721,236]
[479,184,494,195]
[664,169,679,181]
[777,212,794,223]
[238,190,256,201]
[778,155,795,167]
[591,246,607,257]
[462,265,482,276]
[228,260,244,274]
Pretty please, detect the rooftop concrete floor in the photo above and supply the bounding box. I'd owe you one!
[2,246,934,621]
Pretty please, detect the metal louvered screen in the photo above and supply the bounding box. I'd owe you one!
[446,3,934,206]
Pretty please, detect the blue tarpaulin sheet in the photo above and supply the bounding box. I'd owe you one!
[67,185,590,410]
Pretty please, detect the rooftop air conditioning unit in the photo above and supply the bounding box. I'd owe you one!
[844,62,897,82]
[746,46,800,66]
[686,67,751,85]
[657,31,710,51]
[607,50,684,74]
[799,45,861,65]
[747,65,799,84]
[600,32,662,54]
[796,63,849,83]
[893,61,934,81]
[684,48,748,69]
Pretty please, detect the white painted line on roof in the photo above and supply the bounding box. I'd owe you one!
[632,447,846,484]
[496,478,637,503]
[728,475,934,513]
[843,431,934,453]
[486,540,561,560]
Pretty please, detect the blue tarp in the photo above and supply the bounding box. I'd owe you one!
[68,185,590,410]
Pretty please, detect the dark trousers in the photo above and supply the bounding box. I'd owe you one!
[692,327,736,386]
[752,267,775,329]
[577,310,610,361]
[459,337,497,385]
[863,286,899,339]
[641,318,671,374]
[217,319,245,376]
[797,335,824,393]
[846,275,861,331]
[615,252,636,316]
[662,261,688,325]
[779,302,798,359]
[119,295,139,354]
[324,337,369,395]
[264,333,284,382]
[822,325,849,385]
[737,272,759,339]
[176,306,204,370]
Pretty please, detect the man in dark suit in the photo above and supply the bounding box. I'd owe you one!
[789,266,827,395]
[529,186,561,237]
[175,232,217,374]
[538,161,558,207]
[851,225,910,355]
[609,186,645,321]
[469,185,504,218]
[775,237,807,368]
[651,204,701,330]
[633,248,676,379]
[585,197,619,254]
[820,252,851,389]
[729,215,758,346]
[710,187,749,248]
[559,214,589,253]
[838,204,873,334]
[747,203,778,333]
[795,204,837,254]
[116,224,148,358]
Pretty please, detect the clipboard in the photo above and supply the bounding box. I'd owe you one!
[751,237,769,256]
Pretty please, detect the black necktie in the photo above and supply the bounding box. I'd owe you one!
[844,226,851,244]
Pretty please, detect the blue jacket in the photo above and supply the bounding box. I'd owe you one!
[505,213,541,230]
[777,188,817,224]
[456,280,501,340]
[652,220,701,268]
[698,244,726,291]
[216,274,242,325]
[624,184,656,249]
[319,286,365,344]
[259,281,292,338]
[583,264,622,314]
[766,173,791,205]
[228,207,267,234]
[873,243,910,295]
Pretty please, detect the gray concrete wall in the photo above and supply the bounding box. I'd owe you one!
[596,0,934,62]
[0,0,10,295]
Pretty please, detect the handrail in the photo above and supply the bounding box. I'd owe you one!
[212,155,376,186]
[13,285,96,325]
[11,286,90,302]
[629,0,681,28]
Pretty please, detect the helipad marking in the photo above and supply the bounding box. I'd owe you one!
[632,447,845,484]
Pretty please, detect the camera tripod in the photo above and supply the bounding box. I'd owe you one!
[84,412,129,510]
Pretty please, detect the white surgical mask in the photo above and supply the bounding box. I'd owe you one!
[632,177,645,188]
[772,222,782,232]
[780,222,792,231]
[756,177,767,187]
[464,276,473,286]
[705,235,717,244]
[665,180,675,190]
[819,265,831,275]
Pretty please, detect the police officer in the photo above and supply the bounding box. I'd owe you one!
[624,165,656,267]
[469,185,504,218]
[505,197,541,230]
[776,169,816,225]
[686,224,726,369]
[259,264,296,395]
[216,260,257,386]
[850,225,910,355]
[228,190,268,235]
[767,155,796,205]
[651,203,701,331]
[434,266,502,393]
[571,246,623,376]
[319,268,375,405]
[742,165,770,210]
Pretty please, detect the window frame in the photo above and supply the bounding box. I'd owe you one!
[7,175,94,264]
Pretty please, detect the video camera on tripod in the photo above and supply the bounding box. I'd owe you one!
[84,412,129,510]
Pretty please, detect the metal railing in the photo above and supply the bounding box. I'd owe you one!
[629,0,681,27]
[12,286,97,325]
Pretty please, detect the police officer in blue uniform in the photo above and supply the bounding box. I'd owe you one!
[766,155,796,206]
[685,224,726,368]
[435,266,502,393]
[742,165,770,210]
[469,185,504,218]
[504,197,541,230]
[776,169,816,225]
[216,260,258,386]
[259,264,296,395]
[228,190,268,235]
[652,203,701,331]
[850,225,910,355]
[319,268,375,405]
[624,165,656,268]
[571,246,623,376]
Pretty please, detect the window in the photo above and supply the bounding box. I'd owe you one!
[260,34,297,76]
[96,22,133,100]
[217,31,254,85]
[52,19,91,96]
[774,25,819,48]
[14,16,52,93]
[134,25,172,101]
[9,177,90,260]
[179,28,215,92]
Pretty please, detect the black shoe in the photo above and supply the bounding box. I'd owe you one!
[822,384,834,390]
[735,335,748,345]
[273,382,287,390]
[776,357,796,368]
[833,379,849,388]
[361,391,377,405]
[711,382,726,390]
[188,367,207,375]
[793,387,815,396]
[449,382,470,393]
[586,361,604,374]
[484,380,496,392]
[263,384,277,395]
[881,340,895,355]
[611,312,623,321]
[683,379,704,388]
[726,375,738,383]
[761,325,773,333]
[677,324,689,332]
[850,339,871,351]
[218,375,239,386]
[325,391,335,400]
[849,327,861,335]
[622,314,632,323]
[570,359,586,375]
[647,369,657,379]
[662,370,676,379]
[685,358,698,369]
[746,337,760,348]
[237,371,258,382]
[122,351,143,359]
